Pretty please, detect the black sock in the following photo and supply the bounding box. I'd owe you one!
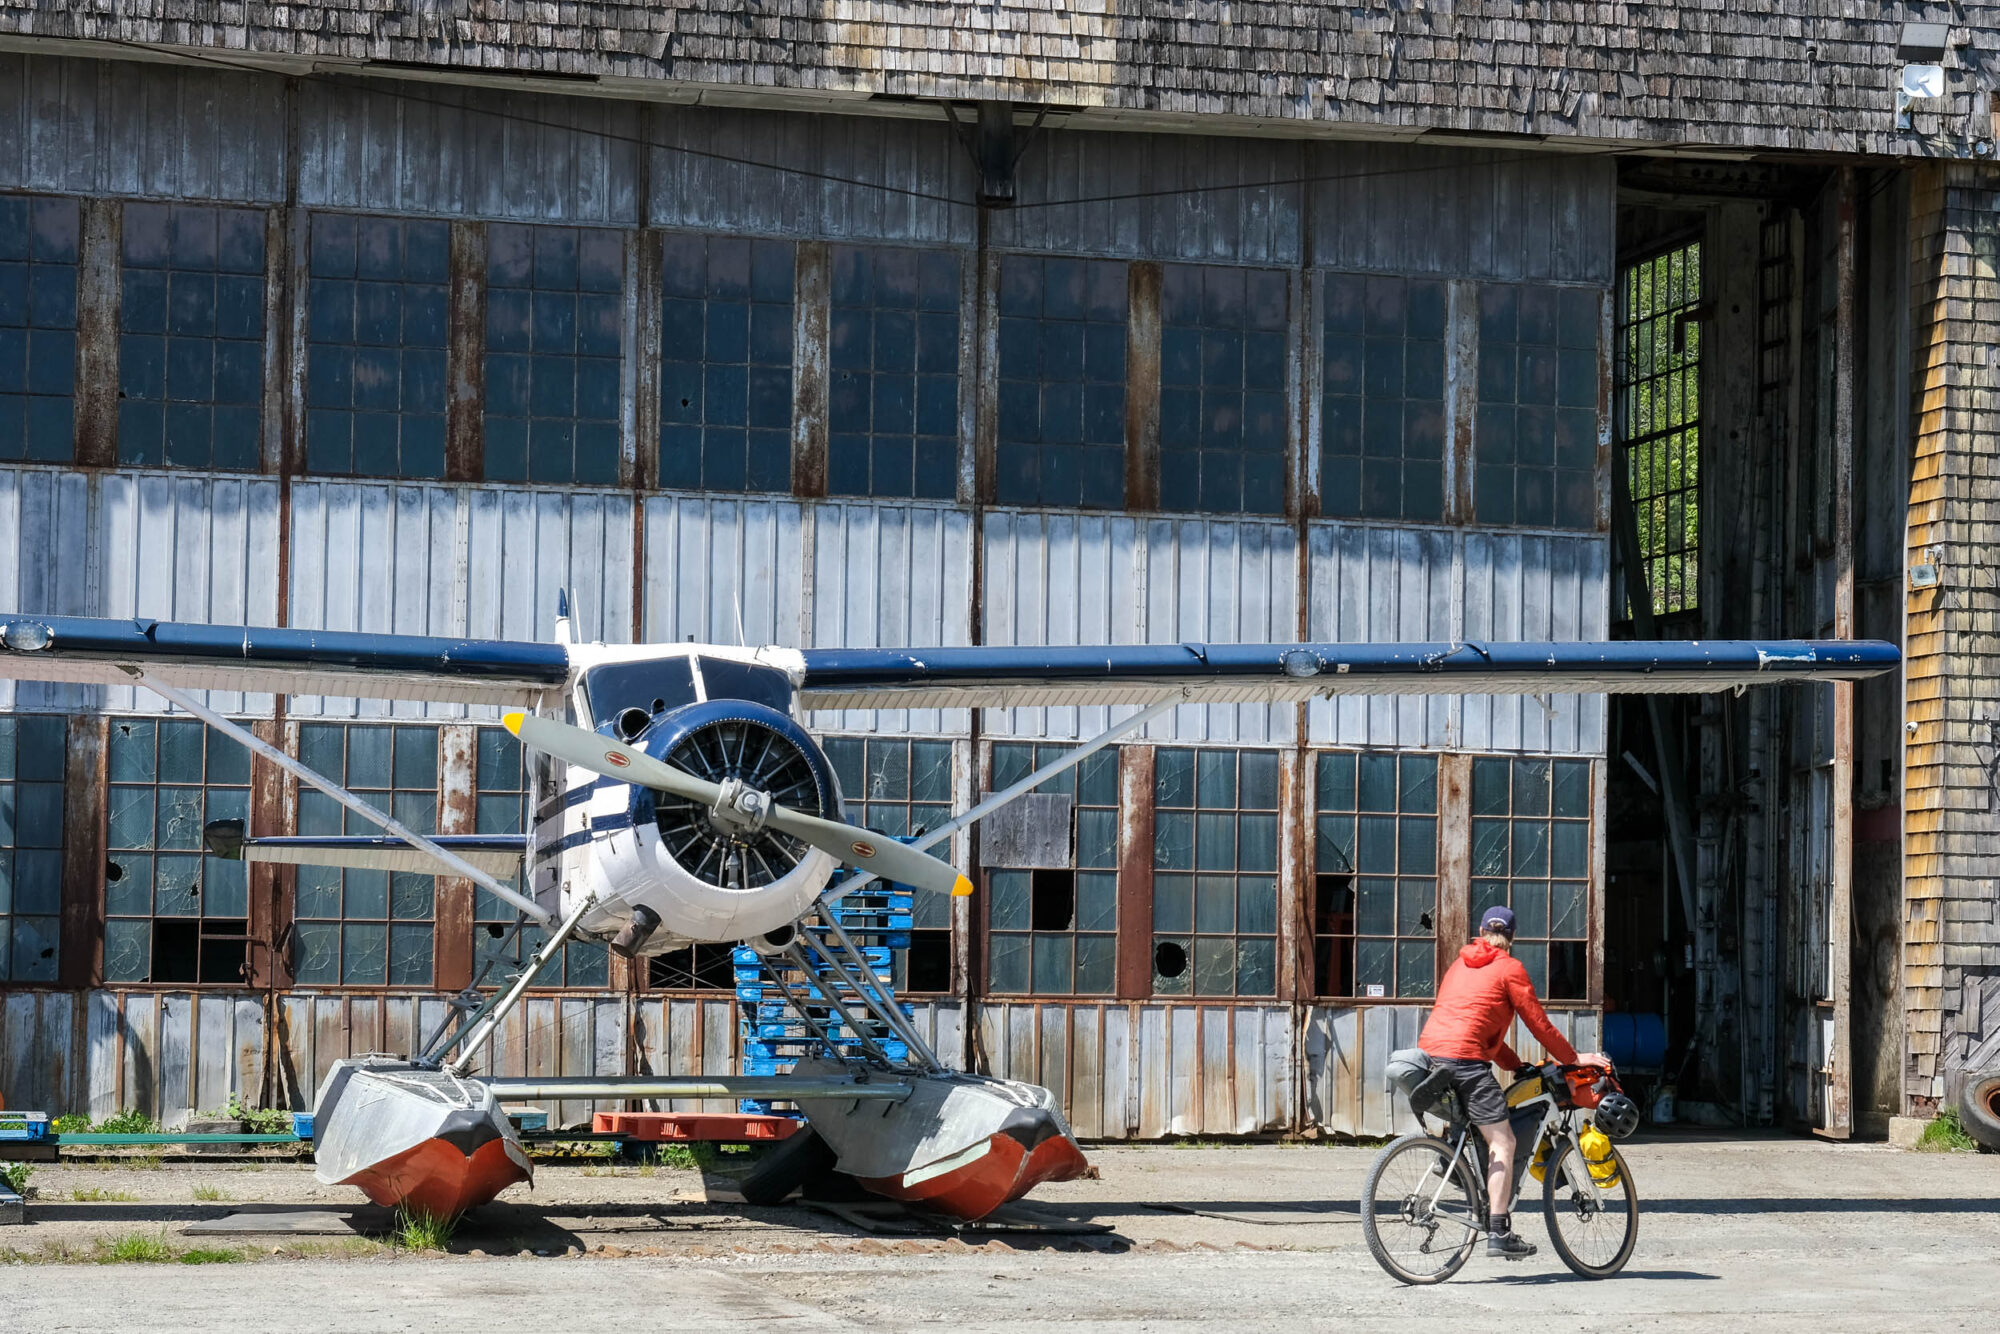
[1492,1213,1510,1235]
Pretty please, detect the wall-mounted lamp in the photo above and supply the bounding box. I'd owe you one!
[1899,62,1947,129]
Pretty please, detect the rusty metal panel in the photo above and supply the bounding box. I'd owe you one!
[650,106,973,245]
[0,467,96,713]
[806,500,974,737]
[641,494,808,648]
[1312,144,1615,285]
[977,791,1073,868]
[287,481,635,719]
[994,131,1302,265]
[296,77,641,224]
[0,54,288,203]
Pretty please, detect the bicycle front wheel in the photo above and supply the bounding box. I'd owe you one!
[1541,1138,1639,1277]
[1360,1133,1484,1285]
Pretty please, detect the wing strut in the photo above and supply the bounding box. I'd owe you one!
[126,670,553,927]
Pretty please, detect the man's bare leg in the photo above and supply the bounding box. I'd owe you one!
[1478,1119,1536,1257]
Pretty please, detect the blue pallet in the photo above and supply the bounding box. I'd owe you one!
[743,1038,908,1062]
[291,1112,315,1139]
[751,1000,912,1022]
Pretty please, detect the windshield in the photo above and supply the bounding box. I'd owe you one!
[698,657,795,713]
[581,658,697,728]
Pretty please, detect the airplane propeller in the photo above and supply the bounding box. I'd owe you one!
[502,711,974,897]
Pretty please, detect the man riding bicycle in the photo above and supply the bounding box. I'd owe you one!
[1417,904,1607,1259]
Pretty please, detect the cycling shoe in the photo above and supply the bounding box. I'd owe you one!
[1486,1230,1538,1260]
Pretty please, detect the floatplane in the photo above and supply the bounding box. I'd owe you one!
[0,601,1897,1219]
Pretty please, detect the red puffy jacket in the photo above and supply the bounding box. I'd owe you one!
[1418,941,1579,1068]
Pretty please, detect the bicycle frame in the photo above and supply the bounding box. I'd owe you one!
[1409,1072,1597,1235]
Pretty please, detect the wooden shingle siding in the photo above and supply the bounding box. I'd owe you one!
[1,4,1987,157]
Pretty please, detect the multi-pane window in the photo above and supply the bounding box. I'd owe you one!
[1321,274,1446,522]
[658,234,794,494]
[485,224,622,486]
[985,742,1119,996]
[824,736,954,992]
[0,715,64,983]
[118,203,265,470]
[471,727,607,987]
[103,718,251,985]
[0,194,79,463]
[305,214,449,478]
[1616,242,1702,616]
[827,245,958,500]
[1152,747,1279,997]
[995,256,1126,509]
[1312,752,1439,999]
[1471,756,1591,1000]
[1475,283,1600,529]
[1159,264,1288,515]
[292,724,438,986]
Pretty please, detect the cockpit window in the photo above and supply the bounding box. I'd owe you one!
[698,657,795,714]
[581,658,697,729]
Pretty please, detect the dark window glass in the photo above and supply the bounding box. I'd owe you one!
[1320,273,1446,522]
[1158,264,1288,516]
[103,718,251,985]
[1312,751,1439,999]
[1475,283,1600,530]
[304,214,449,479]
[1470,755,1592,1000]
[823,736,955,991]
[0,714,65,982]
[826,245,959,500]
[995,256,1127,510]
[1152,747,1281,997]
[0,195,80,463]
[118,203,265,470]
[485,224,623,487]
[985,742,1120,996]
[471,727,606,988]
[291,724,440,986]
[657,234,794,494]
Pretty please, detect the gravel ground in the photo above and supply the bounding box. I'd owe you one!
[3,1133,1997,1331]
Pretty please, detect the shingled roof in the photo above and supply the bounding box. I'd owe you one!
[1,2,1994,157]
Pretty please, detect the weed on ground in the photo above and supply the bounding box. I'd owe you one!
[391,1207,460,1252]
[192,1183,226,1202]
[1916,1110,1979,1152]
[177,1247,244,1264]
[101,1232,175,1263]
[1,1161,33,1194]
[71,1187,138,1202]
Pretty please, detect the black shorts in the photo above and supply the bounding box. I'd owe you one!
[1438,1057,1508,1125]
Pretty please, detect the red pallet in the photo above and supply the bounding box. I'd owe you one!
[590,1111,802,1143]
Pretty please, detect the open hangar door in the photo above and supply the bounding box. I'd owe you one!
[1604,160,1908,1137]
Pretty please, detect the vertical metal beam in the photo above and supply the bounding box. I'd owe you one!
[445,220,486,483]
[629,224,663,493]
[72,197,120,468]
[1115,742,1156,1001]
[791,240,830,498]
[246,716,295,991]
[1435,753,1473,984]
[1444,279,1480,524]
[434,723,478,993]
[1125,260,1162,511]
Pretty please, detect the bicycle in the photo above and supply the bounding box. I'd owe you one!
[1360,1059,1640,1284]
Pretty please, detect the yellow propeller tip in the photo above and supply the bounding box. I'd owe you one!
[952,876,975,897]
[501,711,525,736]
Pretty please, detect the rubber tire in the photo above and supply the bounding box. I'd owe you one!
[1359,1133,1485,1286]
[1960,1071,2000,1153]
[1541,1140,1639,1279]
[737,1126,840,1205]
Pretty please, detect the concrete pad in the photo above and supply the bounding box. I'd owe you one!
[183,1205,393,1236]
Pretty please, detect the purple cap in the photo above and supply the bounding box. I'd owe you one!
[1480,904,1517,936]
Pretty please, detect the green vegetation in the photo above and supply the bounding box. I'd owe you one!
[93,1109,164,1135]
[178,1247,244,1265]
[71,1187,138,1202]
[0,1161,32,1195]
[50,1113,90,1135]
[391,1206,459,1251]
[100,1232,175,1263]
[1617,241,1702,619]
[226,1094,296,1135]
[1916,1110,1978,1153]
[192,1183,226,1202]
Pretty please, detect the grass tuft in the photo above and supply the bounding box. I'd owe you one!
[192,1183,226,1202]
[178,1247,243,1265]
[391,1206,459,1252]
[100,1232,175,1263]
[1916,1109,1979,1153]
[71,1187,138,1202]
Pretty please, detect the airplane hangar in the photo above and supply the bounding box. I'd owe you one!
[1,6,1996,1144]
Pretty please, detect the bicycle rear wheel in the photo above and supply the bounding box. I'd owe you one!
[1360,1133,1484,1285]
[1541,1139,1639,1277]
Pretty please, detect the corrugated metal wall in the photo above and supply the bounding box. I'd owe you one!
[0,54,1616,1139]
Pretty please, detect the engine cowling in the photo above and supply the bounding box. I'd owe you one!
[564,699,843,949]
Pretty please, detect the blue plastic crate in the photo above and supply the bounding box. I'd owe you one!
[0,1111,51,1141]
[741,1055,795,1077]
[291,1112,315,1140]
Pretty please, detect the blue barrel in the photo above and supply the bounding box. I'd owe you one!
[1602,1014,1667,1069]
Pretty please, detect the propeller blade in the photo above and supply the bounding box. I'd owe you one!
[501,712,973,898]
[762,806,973,898]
